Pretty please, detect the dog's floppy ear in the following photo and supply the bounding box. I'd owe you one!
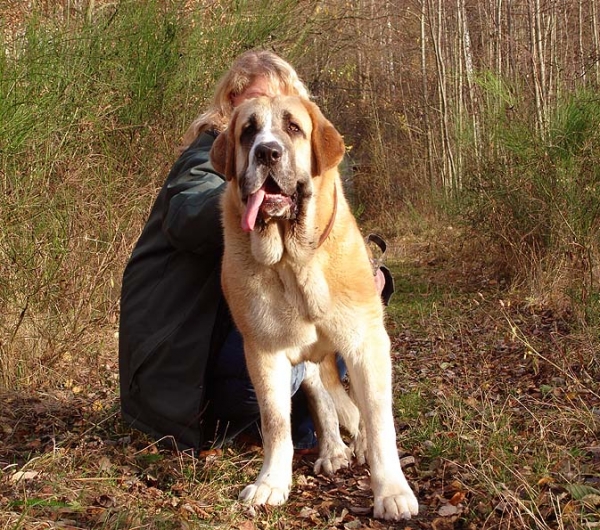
[210,113,238,181]
[305,100,345,177]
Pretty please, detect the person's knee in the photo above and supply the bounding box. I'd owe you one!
[291,361,306,396]
[210,376,258,420]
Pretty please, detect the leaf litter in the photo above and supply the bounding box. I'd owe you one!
[0,233,598,529]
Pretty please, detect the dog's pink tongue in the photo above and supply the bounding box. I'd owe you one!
[242,189,266,232]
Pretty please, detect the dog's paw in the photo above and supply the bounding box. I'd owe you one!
[313,443,353,475]
[373,489,419,520]
[239,481,290,506]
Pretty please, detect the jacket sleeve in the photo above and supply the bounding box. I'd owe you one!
[162,158,227,255]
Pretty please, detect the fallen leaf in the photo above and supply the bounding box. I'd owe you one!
[356,478,370,491]
[296,474,310,486]
[566,484,600,500]
[449,490,466,505]
[582,494,600,508]
[343,520,363,529]
[448,479,465,491]
[181,503,206,517]
[438,503,460,516]
[10,470,39,483]
[198,448,222,458]
[432,516,457,530]
[348,505,371,515]
[537,476,554,487]
[298,506,319,518]
[98,456,112,473]
[400,455,416,467]
[332,508,349,524]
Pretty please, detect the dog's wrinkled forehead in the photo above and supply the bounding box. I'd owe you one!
[234,96,313,147]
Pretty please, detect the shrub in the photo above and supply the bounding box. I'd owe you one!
[461,84,600,320]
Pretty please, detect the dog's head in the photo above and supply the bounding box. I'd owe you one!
[210,96,345,232]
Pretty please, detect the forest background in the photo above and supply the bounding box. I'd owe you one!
[0,1,599,529]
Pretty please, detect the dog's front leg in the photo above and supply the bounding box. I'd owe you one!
[239,351,294,506]
[346,333,419,521]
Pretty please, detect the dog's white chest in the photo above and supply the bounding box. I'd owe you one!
[276,261,331,322]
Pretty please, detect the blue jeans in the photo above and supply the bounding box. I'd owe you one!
[208,328,316,448]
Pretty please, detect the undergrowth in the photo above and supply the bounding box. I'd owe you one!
[0,0,311,390]
[459,83,600,325]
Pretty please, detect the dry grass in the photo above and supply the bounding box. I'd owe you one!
[0,0,312,391]
[1,227,599,529]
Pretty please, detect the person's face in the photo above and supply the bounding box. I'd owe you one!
[231,76,278,108]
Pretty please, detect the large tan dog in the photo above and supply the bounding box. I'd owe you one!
[210,95,418,520]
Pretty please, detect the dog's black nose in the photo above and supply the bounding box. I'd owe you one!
[255,142,282,166]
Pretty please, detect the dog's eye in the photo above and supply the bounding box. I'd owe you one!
[242,122,256,135]
[241,120,257,144]
[288,122,302,134]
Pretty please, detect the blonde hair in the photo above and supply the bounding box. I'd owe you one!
[181,50,309,148]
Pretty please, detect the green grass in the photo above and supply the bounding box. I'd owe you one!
[385,259,447,329]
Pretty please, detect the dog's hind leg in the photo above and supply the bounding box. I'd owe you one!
[301,361,352,475]
[319,355,360,438]
[319,354,369,464]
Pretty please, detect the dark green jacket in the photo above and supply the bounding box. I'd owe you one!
[119,131,231,450]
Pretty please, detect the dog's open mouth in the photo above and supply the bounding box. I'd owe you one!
[242,175,297,232]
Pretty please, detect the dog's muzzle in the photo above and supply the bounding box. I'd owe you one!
[241,141,299,232]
